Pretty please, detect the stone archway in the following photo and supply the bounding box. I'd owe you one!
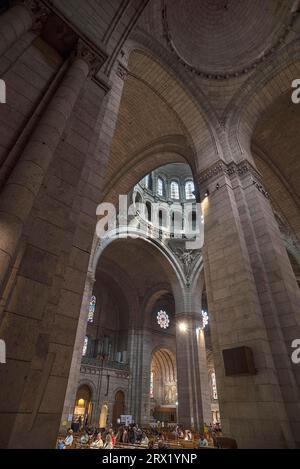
[151,348,177,424]
[112,390,125,425]
[73,384,93,429]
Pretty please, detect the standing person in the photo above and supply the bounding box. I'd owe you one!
[78,416,83,432]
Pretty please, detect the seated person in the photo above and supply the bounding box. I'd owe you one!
[141,433,149,446]
[199,434,209,447]
[56,439,65,449]
[104,434,114,449]
[90,433,104,449]
[79,432,89,445]
[64,429,74,448]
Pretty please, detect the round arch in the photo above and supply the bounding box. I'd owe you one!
[124,34,223,165]
[112,389,126,425]
[226,42,300,159]
[92,226,199,313]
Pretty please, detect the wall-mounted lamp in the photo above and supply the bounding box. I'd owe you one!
[178,322,188,333]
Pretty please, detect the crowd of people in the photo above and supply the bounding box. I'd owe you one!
[57,421,222,450]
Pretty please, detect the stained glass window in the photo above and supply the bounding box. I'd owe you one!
[88,295,96,323]
[82,336,88,356]
[185,181,195,199]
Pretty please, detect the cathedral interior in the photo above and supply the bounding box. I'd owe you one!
[0,0,300,450]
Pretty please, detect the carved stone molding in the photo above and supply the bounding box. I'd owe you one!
[169,243,202,286]
[74,39,103,76]
[198,160,227,184]
[116,62,128,81]
[198,159,270,199]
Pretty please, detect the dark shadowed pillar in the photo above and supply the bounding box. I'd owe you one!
[0,40,99,295]
[0,1,49,57]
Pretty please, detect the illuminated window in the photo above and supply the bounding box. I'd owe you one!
[185,181,195,199]
[157,177,164,196]
[211,372,218,400]
[82,336,88,356]
[170,181,179,199]
[150,371,154,398]
[88,295,96,323]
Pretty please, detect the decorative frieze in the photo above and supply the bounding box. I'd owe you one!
[198,160,227,184]
[198,159,269,199]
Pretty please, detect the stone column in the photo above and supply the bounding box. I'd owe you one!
[176,312,211,431]
[127,325,160,427]
[0,0,49,57]
[230,158,300,447]
[0,40,100,294]
[198,160,295,448]
[139,329,153,427]
[60,271,95,431]
[127,328,146,424]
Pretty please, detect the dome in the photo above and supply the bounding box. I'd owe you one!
[163,0,298,78]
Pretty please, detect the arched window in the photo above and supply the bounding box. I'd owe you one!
[145,173,153,191]
[150,371,154,398]
[82,336,88,356]
[157,177,164,196]
[185,180,195,199]
[146,201,152,222]
[211,371,218,400]
[158,210,163,228]
[88,295,96,323]
[170,181,179,199]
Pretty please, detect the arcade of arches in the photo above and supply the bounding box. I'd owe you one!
[0,0,300,450]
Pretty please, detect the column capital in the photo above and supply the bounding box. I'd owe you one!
[12,0,50,30]
[74,39,104,77]
[197,158,270,200]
